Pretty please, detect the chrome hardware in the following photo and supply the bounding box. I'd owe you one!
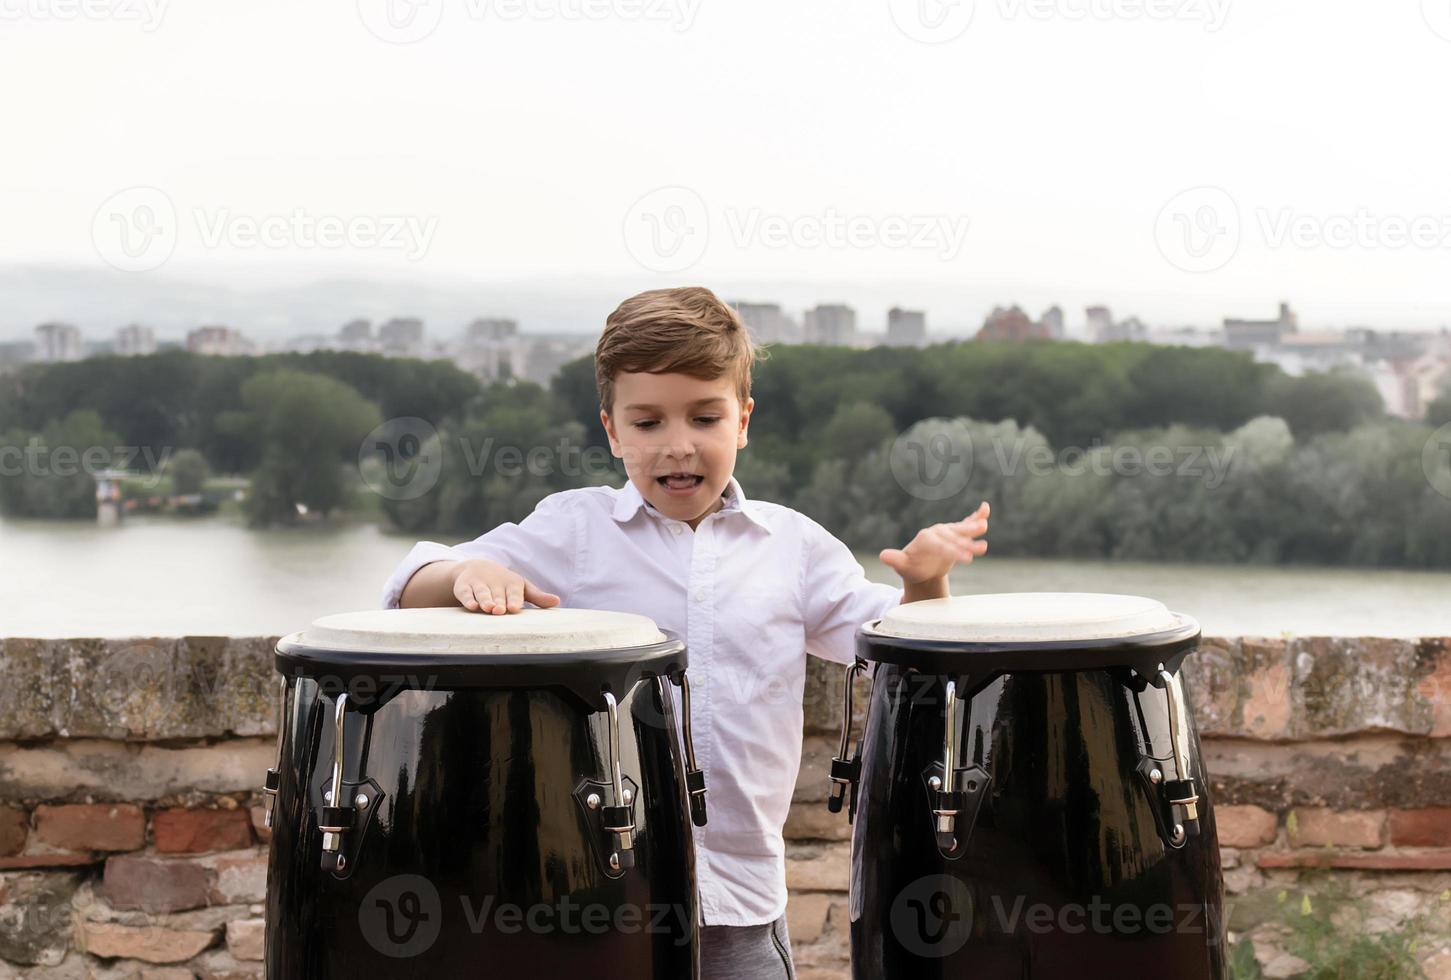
[262,675,289,829]
[586,793,602,810]
[1156,664,1202,840]
[678,671,708,827]
[932,679,963,850]
[318,693,355,873]
[601,691,636,870]
[827,659,868,822]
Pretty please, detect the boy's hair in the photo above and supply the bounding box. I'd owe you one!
[596,286,764,414]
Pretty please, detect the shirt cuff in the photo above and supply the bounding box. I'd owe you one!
[380,540,468,609]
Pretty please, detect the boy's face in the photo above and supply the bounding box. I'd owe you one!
[600,371,753,529]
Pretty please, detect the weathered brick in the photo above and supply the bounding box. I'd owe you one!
[1257,850,1451,871]
[0,738,275,801]
[1287,808,1385,849]
[784,802,853,842]
[1388,808,1451,848]
[205,850,268,905]
[0,806,28,857]
[225,918,265,961]
[34,803,146,853]
[0,853,100,870]
[141,969,198,980]
[0,873,81,966]
[154,809,253,854]
[785,843,849,892]
[81,921,217,964]
[787,892,833,945]
[248,806,272,846]
[1216,805,1278,848]
[103,855,214,913]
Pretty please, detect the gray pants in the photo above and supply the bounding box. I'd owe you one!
[700,913,796,980]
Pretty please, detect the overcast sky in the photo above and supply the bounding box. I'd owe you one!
[2,0,1449,334]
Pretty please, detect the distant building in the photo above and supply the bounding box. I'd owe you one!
[731,302,801,345]
[114,324,156,357]
[465,318,518,345]
[186,326,256,356]
[977,306,1049,343]
[1147,326,1224,348]
[338,318,374,346]
[1224,302,1298,351]
[1085,306,1114,343]
[34,322,84,362]
[886,308,927,347]
[1039,306,1065,341]
[378,317,425,358]
[803,304,857,346]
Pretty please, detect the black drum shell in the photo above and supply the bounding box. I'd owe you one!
[265,669,698,977]
[849,658,1226,980]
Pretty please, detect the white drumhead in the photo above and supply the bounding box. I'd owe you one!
[867,593,1180,643]
[293,607,667,655]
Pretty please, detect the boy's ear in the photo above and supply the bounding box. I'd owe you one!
[600,408,623,457]
[737,396,754,449]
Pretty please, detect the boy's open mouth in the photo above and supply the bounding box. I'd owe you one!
[658,472,704,491]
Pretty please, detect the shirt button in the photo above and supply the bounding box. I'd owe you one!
[693,589,705,601]
[671,524,683,535]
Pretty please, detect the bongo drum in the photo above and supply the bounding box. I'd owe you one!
[829,593,1224,979]
[260,607,708,978]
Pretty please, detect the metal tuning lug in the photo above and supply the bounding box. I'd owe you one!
[677,671,708,827]
[827,659,867,823]
[601,691,637,871]
[262,674,289,829]
[318,693,356,874]
[1157,665,1201,844]
[932,679,965,851]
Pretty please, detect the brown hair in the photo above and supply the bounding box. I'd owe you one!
[595,286,764,414]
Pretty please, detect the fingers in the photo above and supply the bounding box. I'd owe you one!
[505,581,524,614]
[523,580,561,608]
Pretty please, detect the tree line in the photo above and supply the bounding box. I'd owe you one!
[2,341,1448,568]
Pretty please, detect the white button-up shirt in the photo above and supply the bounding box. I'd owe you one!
[380,476,903,926]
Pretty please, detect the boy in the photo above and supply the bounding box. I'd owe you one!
[381,286,989,979]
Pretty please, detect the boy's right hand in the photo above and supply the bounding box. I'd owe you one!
[452,558,561,615]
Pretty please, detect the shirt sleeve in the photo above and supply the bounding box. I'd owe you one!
[801,519,904,665]
[380,490,579,609]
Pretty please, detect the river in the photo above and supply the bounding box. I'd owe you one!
[4,515,1447,638]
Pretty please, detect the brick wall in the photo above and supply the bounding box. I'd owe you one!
[1,636,1449,979]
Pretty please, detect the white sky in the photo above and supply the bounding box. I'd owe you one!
[2,0,1450,332]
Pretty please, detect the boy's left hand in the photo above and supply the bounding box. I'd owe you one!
[879,501,990,585]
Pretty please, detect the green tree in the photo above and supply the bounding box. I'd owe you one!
[168,449,210,496]
[0,411,119,519]
[233,371,381,526]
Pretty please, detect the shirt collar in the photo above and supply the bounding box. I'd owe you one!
[611,475,772,534]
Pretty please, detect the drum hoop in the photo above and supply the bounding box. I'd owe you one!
[274,629,688,711]
[855,615,1202,694]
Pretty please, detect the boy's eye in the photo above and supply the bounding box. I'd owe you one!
[630,417,719,430]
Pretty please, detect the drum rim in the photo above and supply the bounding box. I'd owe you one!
[857,612,1202,660]
[275,626,687,668]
